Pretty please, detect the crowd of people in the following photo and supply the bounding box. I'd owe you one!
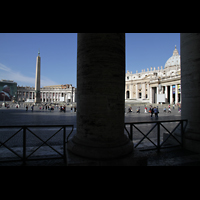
[24,104,77,113]
[1,102,77,113]
[127,103,181,119]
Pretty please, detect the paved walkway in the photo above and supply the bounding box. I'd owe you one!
[2,105,198,166]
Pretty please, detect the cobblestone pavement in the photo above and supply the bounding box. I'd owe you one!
[1,105,193,166]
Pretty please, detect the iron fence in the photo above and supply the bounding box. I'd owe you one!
[124,119,188,152]
[0,124,74,165]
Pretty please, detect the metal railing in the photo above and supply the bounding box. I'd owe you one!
[124,119,188,152]
[0,125,74,165]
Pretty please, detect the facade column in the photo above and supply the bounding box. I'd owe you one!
[130,83,133,99]
[142,83,145,99]
[41,92,43,102]
[147,83,150,99]
[136,83,138,99]
[170,85,173,104]
[67,33,133,159]
[175,84,178,104]
[149,86,152,104]
[156,86,159,104]
[181,33,200,153]
[165,85,168,103]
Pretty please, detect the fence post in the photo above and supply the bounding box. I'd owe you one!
[157,122,160,153]
[23,126,26,166]
[63,126,67,164]
[181,120,184,148]
[130,123,133,141]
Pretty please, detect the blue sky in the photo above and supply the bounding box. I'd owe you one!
[0,33,180,87]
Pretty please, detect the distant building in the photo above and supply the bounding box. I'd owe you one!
[125,46,181,104]
[17,84,76,103]
[0,80,17,102]
[16,51,76,104]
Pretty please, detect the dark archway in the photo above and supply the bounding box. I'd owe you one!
[126,91,129,99]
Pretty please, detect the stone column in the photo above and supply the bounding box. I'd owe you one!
[170,85,173,104]
[149,87,152,103]
[136,84,138,99]
[165,85,168,103]
[67,33,133,159]
[156,86,159,104]
[142,83,145,99]
[181,33,200,153]
[130,83,133,99]
[147,83,150,99]
[175,84,178,104]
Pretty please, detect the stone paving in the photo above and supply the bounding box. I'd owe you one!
[1,104,198,166]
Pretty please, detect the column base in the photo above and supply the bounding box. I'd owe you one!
[66,145,147,166]
[67,134,133,160]
[183,130,200,153]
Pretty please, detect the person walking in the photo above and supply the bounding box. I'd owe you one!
[150,106,154,118]
[128,107,132,113]
[136,107,140,113]
[154,107,159,119]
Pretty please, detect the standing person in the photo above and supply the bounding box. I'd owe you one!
[128,107,132,113]
[178,104,181,113]
[154,107,159,119]
[26,105,28,111]
[150,106,154,118]
[144,106,147,113]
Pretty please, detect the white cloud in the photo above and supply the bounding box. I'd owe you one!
[0,63,11,72]
[41,76,59,87]
[0,63,35,85]
[0,63,58,87]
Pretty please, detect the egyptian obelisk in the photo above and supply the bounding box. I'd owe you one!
[35,50,41,103]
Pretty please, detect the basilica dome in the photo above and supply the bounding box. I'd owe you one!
[164,45,180,69]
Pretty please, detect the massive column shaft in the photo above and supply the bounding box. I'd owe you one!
[35,53,41,103]
[67,33,133,159]
[181,33,200,153]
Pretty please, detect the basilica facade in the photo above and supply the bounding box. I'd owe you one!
[125,46,181,104]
